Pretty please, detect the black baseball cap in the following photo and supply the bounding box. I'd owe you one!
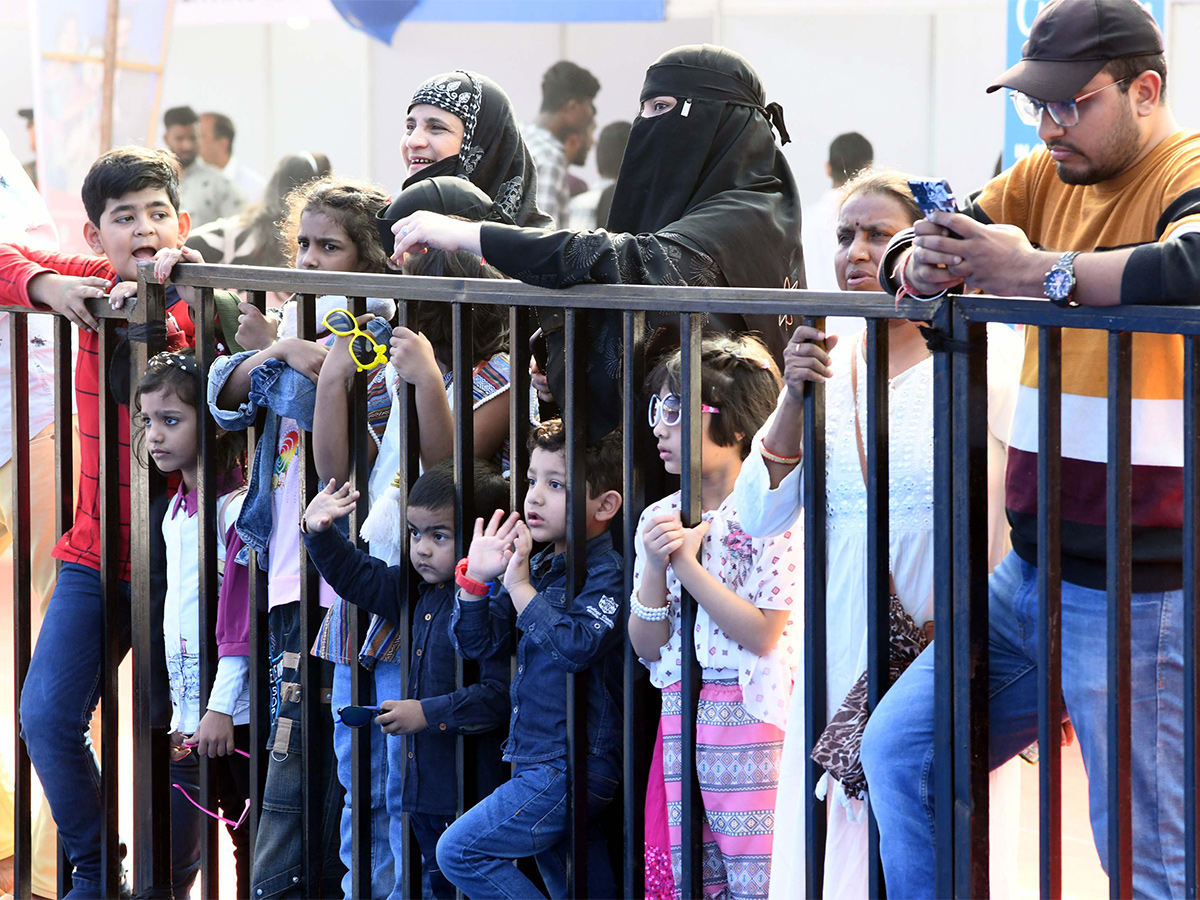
[986,0,1163,101]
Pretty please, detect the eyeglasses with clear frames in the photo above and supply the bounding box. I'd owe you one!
[1008,77,1131,129]
[647,392,720,428]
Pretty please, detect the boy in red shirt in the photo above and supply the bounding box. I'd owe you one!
[0,146,195,898]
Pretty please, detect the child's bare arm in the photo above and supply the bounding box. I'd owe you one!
[628,513,680,661]
[471,390,511,464]
[390,326,455,468]
[669,522,790,656]
[313,315,376,484]
[215,337,327,409]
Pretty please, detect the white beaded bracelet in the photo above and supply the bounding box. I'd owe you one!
[631,596,670,622]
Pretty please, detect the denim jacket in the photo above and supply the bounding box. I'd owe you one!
[302,526,509,815]
[207,350,322,564]
[450,531,626,765]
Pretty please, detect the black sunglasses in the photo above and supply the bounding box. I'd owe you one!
[336,704,384,727]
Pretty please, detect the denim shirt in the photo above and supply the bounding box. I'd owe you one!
[450,531,626,765]
[302,526,509,816]
[207,350,321,564]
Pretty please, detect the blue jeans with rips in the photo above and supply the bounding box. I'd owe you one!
[860,551,1187,899]
[435,754,619,900]
[331,661,396,900]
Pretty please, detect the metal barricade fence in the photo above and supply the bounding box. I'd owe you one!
[2,262,1198,899]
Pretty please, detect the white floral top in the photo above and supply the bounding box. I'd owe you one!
[632,489,802,728]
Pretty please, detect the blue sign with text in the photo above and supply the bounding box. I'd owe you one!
[1002,0,1164,169]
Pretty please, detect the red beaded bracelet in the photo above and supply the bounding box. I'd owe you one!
[455,558,490,596]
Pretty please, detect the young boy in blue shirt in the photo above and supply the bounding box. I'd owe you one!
[300,458,510,898]
[438,420,626,899]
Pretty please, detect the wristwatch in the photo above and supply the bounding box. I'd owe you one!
[1044,251,1081,307]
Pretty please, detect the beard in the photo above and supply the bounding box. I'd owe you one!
[1051,101,1142,185]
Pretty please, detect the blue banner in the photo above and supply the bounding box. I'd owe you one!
[333,0,664,44]
[1002,0,1165,169]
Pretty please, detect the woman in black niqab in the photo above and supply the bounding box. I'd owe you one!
[389,45,804,441]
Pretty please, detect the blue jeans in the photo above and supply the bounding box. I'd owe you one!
[409,813,454,899]
[332,662,396,899]
[251,604,344,898]
[435,755,619,900]
[19,562,132,898]
[861,551,1186,899]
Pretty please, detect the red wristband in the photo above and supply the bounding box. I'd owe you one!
[455,558,490,596]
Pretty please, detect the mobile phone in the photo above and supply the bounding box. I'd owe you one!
[907,178,957,217]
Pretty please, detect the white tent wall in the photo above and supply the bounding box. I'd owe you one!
[7,0,1200,225]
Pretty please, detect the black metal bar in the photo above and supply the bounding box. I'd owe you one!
[950,312,989,900]
[621,309,649,900]
[194,286,221,898]
[129,267,172,896]
[394,298,421,900]
[677,312,704,900]
[801,315,828,899]
[1105,330,1133,899]
[244,290,270,861]
[864,319,889,900]
[563,306,590,896]
[96,314,122,898]
[347,295,374,900]
[53,310,75,899]
[1185,335,1200,900]
[931,302,956,900]
[1037,325,1064,900]
[296,293,326,895]
[10,312,32,900]
[451,298,477,900]
[132,265,942,322]
[509,305,532,515]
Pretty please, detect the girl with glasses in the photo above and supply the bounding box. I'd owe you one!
[629,335,802,900]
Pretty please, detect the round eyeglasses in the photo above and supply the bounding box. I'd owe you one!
[1008,77,1130,129]
[647,392,720,428]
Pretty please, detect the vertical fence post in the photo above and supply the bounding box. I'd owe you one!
[950,312,989,899]
[9,312,32,900]
[563,306,590,895]
[801,315,828,899]
[347,294,373,900]
[622,309,649,900]
[130,264,172,895]
[1037,325,1064,900]
[1184,334,1200,900]
[296,293,328,895]
[863,317,891,899]
[1105,330,1133,900]
[677,311,704,900]
[193,286,221,897]
[52,310,75,898]
[931,303,956,900]
[244,291,271,862]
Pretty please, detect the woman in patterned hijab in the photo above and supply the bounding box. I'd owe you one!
[389,46,802,442]
[400,69,551,228]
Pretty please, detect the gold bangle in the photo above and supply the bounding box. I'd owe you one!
[760,444,800,465]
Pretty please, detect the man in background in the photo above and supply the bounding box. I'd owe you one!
[198,111,266,202]
[523,61,600,228]
[800,131,873,291]
[568,120,630,230]
[162,105,245,227]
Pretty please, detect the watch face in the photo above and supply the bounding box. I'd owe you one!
[1046,268,1073,300]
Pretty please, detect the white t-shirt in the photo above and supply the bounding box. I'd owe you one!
[267,416,336,610]
[162,486,249,734]
[632,489,803,729]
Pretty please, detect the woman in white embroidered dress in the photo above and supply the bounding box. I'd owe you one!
[731,170,1024,900]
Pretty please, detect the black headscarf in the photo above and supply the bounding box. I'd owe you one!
[403,70,551,228]
[606,44,804,289]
